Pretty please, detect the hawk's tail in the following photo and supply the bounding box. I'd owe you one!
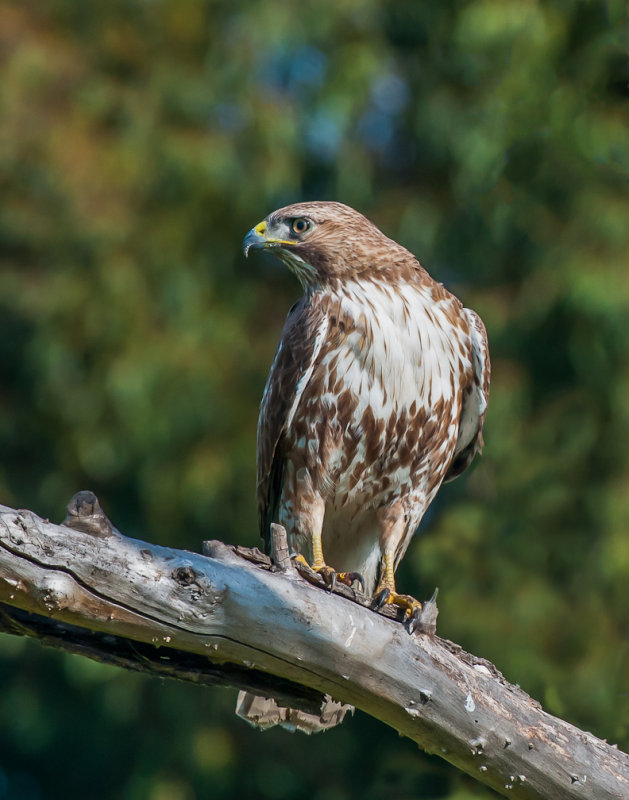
[235,691,353,734]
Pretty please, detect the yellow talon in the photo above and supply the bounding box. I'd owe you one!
[292,553,337,588]
[291,532,364,593]
[376,588,422,616]
[337,571,366,593]
[375,551,423,631]
[292,553,311,570]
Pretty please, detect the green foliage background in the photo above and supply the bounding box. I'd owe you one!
[0,1,628,798]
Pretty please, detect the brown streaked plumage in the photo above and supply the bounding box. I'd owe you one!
[238,201,490,733]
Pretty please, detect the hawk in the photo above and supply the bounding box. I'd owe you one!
[237,201,490,732]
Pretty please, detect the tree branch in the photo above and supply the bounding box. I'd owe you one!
[0,495,626,800]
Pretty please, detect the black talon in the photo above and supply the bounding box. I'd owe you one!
[350,572,366,594]
[374,587,391,610]
[407,605,423,634]
[337,571,366,593]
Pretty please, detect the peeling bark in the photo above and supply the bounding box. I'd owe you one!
[0,494,627,800]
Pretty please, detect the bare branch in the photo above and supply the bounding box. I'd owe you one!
[0,496,627,800]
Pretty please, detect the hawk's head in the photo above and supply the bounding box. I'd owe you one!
[244,201,410,287]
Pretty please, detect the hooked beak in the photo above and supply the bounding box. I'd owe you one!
[243,221,268,257]
[243,219,297,257]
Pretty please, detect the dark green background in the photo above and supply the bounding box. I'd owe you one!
[0,1,627,798]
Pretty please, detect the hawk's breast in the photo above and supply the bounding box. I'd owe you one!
[285,278,473,512]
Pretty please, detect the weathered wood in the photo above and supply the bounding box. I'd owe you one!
[269,522,294,571]
[0,498,627,800]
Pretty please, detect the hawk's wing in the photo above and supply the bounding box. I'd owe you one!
[444,308,491,482]
[257,298,328,548]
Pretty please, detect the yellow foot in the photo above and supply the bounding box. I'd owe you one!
[292,554,365,592]
[374,586,423,633]
[336,571,366,593]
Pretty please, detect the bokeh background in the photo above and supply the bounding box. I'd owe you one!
[1,1,628,798]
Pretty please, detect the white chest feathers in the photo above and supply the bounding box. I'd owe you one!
[317,279,470,421]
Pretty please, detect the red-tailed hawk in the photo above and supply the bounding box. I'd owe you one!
[237,201,490,732]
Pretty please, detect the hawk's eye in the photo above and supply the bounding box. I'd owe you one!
[291,218,310,235]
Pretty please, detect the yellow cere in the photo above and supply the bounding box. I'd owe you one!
[253,219,295,246]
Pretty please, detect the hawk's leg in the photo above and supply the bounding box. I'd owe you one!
[284,480,364,591]
[292,532,365,592]
[374,551,423,631]
[292,530,337,588]
[373,503,422,630]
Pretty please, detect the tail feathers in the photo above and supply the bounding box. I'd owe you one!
[236,691,352,734]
